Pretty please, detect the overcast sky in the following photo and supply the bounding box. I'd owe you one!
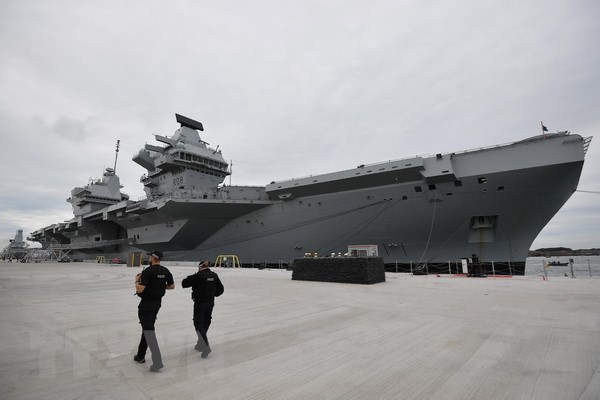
[1,0,598,251]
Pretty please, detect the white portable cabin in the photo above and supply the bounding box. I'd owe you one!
[348,245,379,257]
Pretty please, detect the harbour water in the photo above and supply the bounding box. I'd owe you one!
[526,255,600,277]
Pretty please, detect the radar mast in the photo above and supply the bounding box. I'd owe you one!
[113,140,120,174]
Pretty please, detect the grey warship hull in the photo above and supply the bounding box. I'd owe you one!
[120,139,587,268]
[29,115,591,273]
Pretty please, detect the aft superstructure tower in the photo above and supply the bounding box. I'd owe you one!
[29,140,131,258]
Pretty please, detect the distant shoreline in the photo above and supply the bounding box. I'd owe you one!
[529,248,600,257]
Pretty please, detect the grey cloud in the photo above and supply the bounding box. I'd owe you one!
[45,116,91,140]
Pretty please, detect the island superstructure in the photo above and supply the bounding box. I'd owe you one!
[29,114,591,274]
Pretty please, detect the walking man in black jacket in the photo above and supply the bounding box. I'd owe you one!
[133,250,174,372]
[182,260,224,358]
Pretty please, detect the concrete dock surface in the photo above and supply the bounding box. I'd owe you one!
[1,262,599,400]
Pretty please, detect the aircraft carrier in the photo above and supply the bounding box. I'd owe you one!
[28,114,592,274]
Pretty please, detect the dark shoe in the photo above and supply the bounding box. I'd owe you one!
[201,347,211,358]
[149,363,164,372]
[194,343,203,352]
[133,355,145,363]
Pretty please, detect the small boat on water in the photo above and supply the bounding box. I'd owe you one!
[548,261,569,266]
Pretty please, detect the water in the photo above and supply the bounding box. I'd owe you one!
[526,255,600,277]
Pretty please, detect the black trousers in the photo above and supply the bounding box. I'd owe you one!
[137,299,161,357]
[193,301,214,347]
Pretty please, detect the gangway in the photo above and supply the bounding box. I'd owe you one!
[47,238,132,250]
[46,245,74,262]
[22,249,51,263]
[42,238,133,262]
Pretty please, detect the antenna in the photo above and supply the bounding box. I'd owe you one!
[175,114,204,131]
[113,139,120,173]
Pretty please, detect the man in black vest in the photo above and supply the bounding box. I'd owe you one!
[133,250,174,372]
[182,260,224,358]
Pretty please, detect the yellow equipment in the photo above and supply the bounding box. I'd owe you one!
[214,255,241,268]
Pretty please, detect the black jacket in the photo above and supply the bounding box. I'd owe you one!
[182,268,224,303]
[138,264,174,300]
